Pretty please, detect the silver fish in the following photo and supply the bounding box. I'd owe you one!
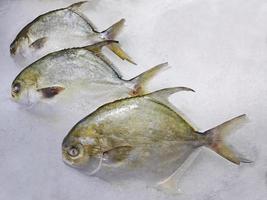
[11,40,166,108]
[62,87,251,191]
[10,1,134,66]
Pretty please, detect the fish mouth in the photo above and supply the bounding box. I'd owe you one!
[62,152,103,176]
[10,92,20,102]
[10,48,16,56]
[10,44,17,56]
[62,155,78,168]
[10,92,34,108]
[11,92,15,98]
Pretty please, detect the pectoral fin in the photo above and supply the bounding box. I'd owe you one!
[37,86,65,98]
[29,37,48,50]
[103,145,133,164]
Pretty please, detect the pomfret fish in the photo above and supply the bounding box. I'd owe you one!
[62,87,251,189]
[10,1,134,66]
[11,40,166,107]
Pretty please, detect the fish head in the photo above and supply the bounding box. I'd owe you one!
[10,39,19,56]
[11,79,28,103]
[10,36,27,56]
[10,36,33,59]
[62,125,103,174]
[11,69,41,106]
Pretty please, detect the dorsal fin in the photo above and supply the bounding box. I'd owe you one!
[66,1,98,31]
[147,87,195,106]
[67,1,88,11]
[83,40,119,54]
[82,40,122,77]
[147,87,198,130]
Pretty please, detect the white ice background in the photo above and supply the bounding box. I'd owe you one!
[0,0,266,199]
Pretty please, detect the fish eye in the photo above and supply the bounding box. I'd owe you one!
[67,146,80,157]
[12,82,21,95]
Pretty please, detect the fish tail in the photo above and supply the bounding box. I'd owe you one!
[203,114,252,165]
[101,19,136,65]
[127,62,169,96]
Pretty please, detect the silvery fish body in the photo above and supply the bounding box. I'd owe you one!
[62,88,250,187]
[10,1,134,66]
[11,41,165,115]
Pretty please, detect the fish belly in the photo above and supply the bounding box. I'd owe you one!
[95,141,197,184]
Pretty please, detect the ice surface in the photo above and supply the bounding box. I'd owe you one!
[0,0,267,199]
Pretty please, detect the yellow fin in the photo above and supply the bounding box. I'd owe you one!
[128,63,169,96]
[107,43,136,65]
[83,40,119,54]
[203,114,252,164]
[101,19,136,65]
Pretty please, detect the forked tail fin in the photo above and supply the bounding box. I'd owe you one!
[127,62,169,96]
[101,19,136,65]
[203,114,252,164]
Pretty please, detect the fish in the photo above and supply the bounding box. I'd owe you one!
[11,40,166,108]
[10,1,135,66]
[62,87,251,191]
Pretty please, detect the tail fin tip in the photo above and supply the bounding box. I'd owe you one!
[102,19,135,65]
[204,114,250,165]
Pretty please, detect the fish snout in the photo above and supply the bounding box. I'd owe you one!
[10,42,17,56]
[11,82,21,99]
[62,152,74,166]
[11,92,15,98]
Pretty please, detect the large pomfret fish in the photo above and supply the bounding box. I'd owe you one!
[11,40,165,108]
[62,87,251,191]
[10,1,134,66]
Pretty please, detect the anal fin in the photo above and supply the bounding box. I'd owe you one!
[156,148,201,195]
